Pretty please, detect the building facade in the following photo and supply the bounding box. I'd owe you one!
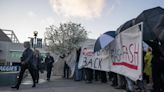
[0,29,47,65]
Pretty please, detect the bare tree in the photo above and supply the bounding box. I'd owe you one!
[44,22,87,54]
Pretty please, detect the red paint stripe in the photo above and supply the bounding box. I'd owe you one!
[112,62,138,70]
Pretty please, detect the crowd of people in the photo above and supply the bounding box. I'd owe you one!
[11,41,54,90]
[66,40,164,92]
[11,40,164,92]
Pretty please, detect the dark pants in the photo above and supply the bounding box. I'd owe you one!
[108,72,113,81]
[35,69,39,82]
[111,72,118,86]
[16,64,35,87]
[100,71,107,83]
[85,68,93,82]
[74,63,82,81]
[63,63,69,78]
[47,66,52,79]
[152,58,164,92]
[81,68,86,80]
[143,73,150,83]
[95,70,100,81]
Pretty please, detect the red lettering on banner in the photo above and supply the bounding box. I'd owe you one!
[82,48,94,56]
[112,43,139,70]
[134,43,139,65]
[113,62,138,70]
[129,44,133,63]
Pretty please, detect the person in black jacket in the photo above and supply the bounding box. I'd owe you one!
[11,41,36,90]
[60,54,69,79]
[63,61,70,79]
[33,49,42,83]
[45,52,54,81]
[146,39,164,92]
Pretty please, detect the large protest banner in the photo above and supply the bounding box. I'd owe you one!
[78,39,111,71]
[78,23,142,81]
[110,23,143,81]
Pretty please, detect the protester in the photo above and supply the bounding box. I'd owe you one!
[45,52,54,81]
[110,72,118,87]
[33,49,42,83]
[144,47,152,84]
[63,61,70,79]
[81,68,86,81]
[94,70,100,81]
[108,72,113,81]
[100,71,107,83]
[74,61,82,81]
[59,54,69,79]
[146,39,164,92]
[11,41,36,90]
[85,68,93,83]
[126,77,134,92]
[149,40,160,92]
[74,48,83,81]
[115,75,126,89]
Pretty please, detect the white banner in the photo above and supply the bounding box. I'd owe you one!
[78,23,143,81]
[78,40,110,71]
[110,23,143,81]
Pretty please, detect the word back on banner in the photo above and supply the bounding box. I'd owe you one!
[78,40,110,71]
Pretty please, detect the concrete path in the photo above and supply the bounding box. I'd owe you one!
[0,73,124,92]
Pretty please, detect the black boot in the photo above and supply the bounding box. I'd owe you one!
[32,84,36,88]
[11,85,19,90]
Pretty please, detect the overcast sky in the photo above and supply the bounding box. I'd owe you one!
[0,0,164,43]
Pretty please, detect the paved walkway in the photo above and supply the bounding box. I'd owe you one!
[0,73,124,92]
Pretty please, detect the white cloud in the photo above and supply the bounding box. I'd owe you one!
[27,11,37,17]
[108,0,121,14]
[50,0,106,19]
[46,17,55,24]
[40,17,55,25]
